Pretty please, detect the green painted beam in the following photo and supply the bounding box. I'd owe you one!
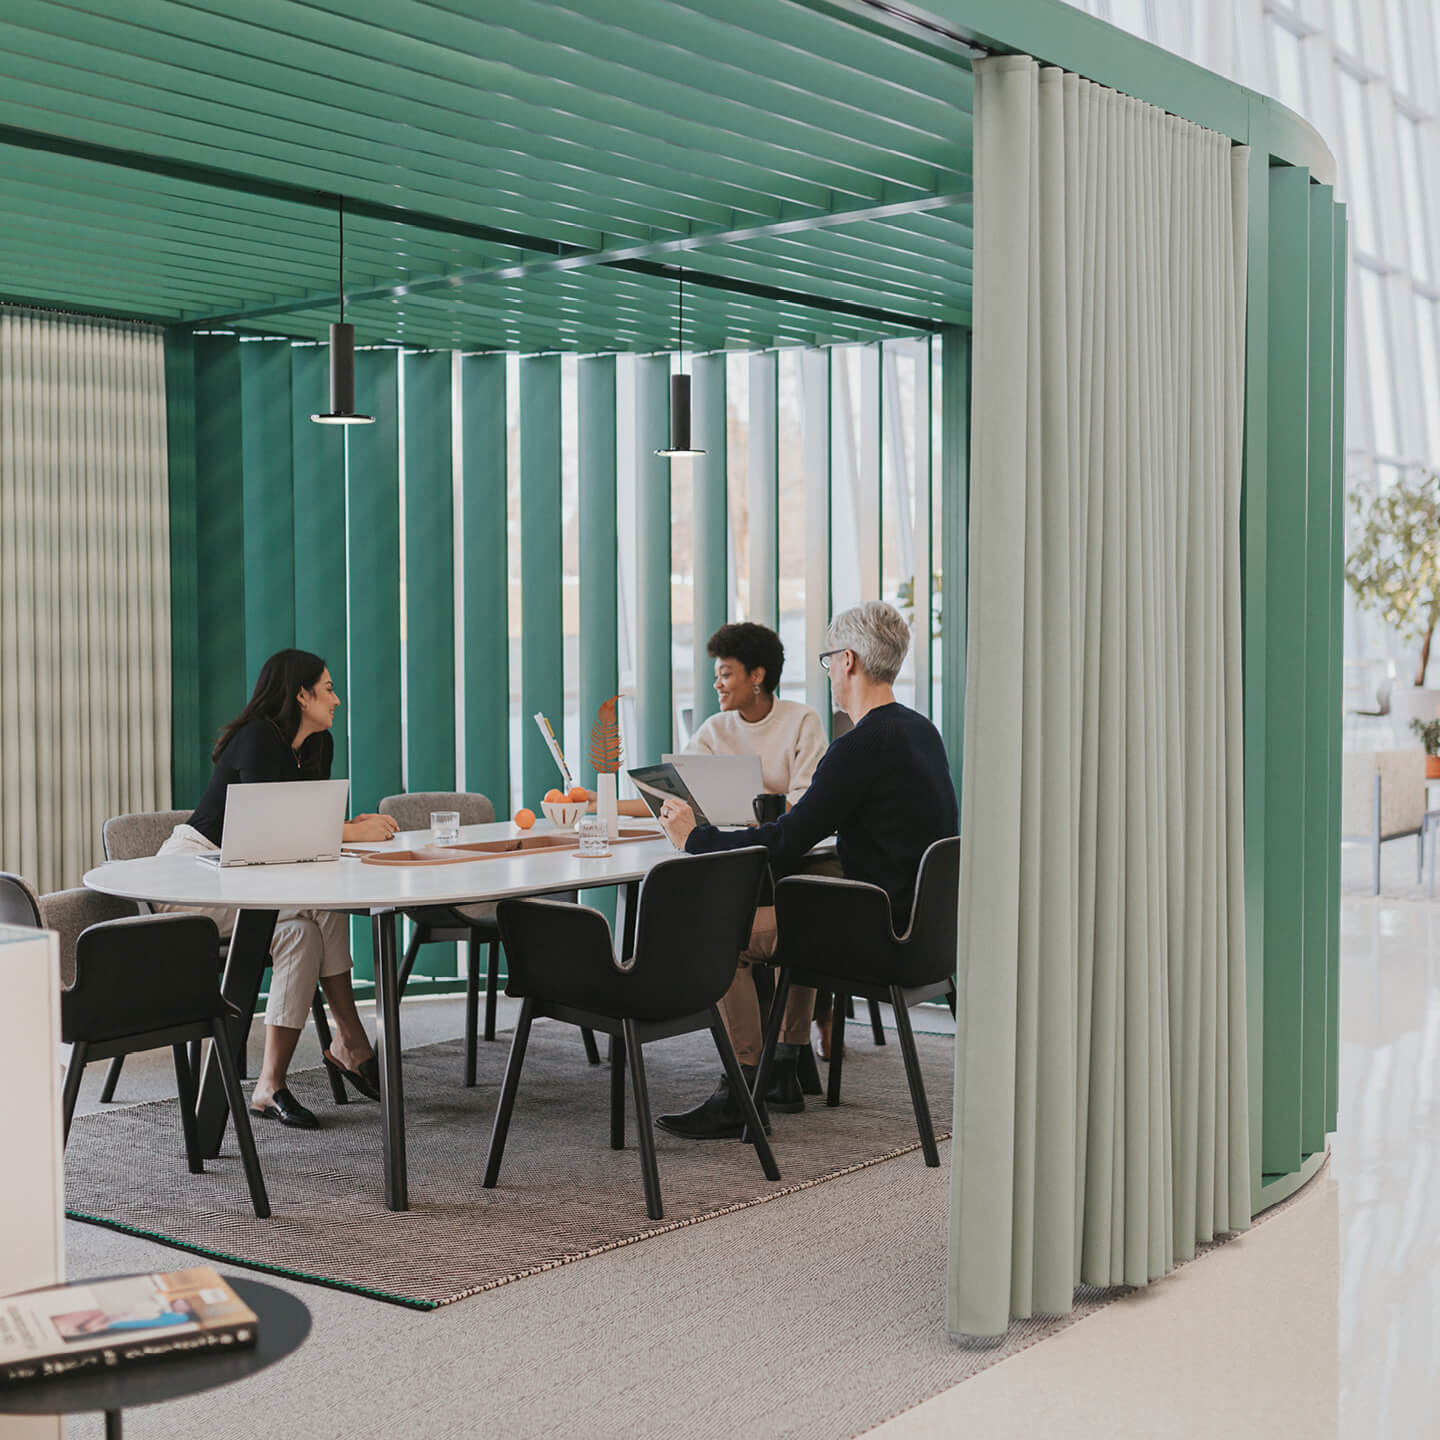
[290,343,349,779]
[749,351,779,628]
[403,350,457,793]
[1260,164,1311,1180]
[239,340,296,681]
[636,356,673,763]
[520,355,565,807]
[193,334,248,767]
[802,348,833,726]
[460,354,511,813]
[579,355,619,786]
[164,328,204,807]
[939,326,969,793]
[692,353,729,727]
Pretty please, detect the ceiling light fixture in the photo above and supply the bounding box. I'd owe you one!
[655,269,705,458]
[311,195,375,426]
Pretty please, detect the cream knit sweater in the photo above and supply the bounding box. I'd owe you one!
[685,698,828,807]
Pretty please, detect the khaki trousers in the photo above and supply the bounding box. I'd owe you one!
[155,824,354,1030]
[716,907,815,1067]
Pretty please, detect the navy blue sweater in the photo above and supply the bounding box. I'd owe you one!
[685,702,958,929]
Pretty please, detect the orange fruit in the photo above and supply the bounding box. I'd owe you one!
[567,786,590,803]
[514,808,536,830]
[543,788,564,804]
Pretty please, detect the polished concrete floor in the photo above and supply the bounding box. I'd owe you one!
[866,885,1439,1439]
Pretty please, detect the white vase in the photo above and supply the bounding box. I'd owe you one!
[596,772,619,841]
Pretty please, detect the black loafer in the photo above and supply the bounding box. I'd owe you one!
[250,1086,320,1130]
[323,1050,381,1102]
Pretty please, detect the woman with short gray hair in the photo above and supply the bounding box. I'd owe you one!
[655,600,958,1141]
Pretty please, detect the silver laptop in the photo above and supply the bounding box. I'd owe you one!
[198,780,350,867]
[661,754,766,828]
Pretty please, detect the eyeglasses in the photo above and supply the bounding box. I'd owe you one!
[818,648,848,673]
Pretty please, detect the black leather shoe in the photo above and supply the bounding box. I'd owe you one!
[250,1087,320,1130]
[765,1050,805,1114]
[656,1069,769,1140]
[796,1044,824,1097]
[323,1050,382,1102]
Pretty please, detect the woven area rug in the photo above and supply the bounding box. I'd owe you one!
[65,1022,953,1310]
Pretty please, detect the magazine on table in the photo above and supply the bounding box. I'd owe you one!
[0,1267,257,1386]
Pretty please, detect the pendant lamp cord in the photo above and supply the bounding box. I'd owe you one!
[677,270,685,376]
[338,196,346,326]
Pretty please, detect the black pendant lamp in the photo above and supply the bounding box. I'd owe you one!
[655,269,705,457]
[311,196,374,426]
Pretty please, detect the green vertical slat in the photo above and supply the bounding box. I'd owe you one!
[1242,154,1271,1209]
[579,355,619,785]
[1326,204,1348,1136]
[461,354,510,814]
[637,356,673,763]
[940,327,970,797]
[404,351,456,793]
[1261,164,1311,1179]
[347,349,402,982]
[164,328,204,807]
[240,340,296,680]
[291,344,349,780]
[802,348,832,727]
[520,354,564,806]
[1300,183,1334,1157]
[193,335,247,764]
[692,353,729,726]
[748,351,779,629]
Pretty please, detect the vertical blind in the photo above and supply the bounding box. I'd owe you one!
[0,309,170,894]
[949,58,1251,1338]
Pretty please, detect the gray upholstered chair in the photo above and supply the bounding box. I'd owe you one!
[0,871,42,929]
[99,810,343,1104]
[378,790,588,1082]
[36,887,141,989]
[1341,749,1427,894]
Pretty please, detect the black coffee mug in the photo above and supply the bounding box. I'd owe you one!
[753,793,785,824]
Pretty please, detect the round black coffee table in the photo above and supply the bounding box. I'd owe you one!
[0,1276,309,1438]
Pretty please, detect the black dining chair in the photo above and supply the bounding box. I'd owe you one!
[378,789,600,1080]
[752,836,961,1168]
[483,847,779,1220]
[55,908,270,1219]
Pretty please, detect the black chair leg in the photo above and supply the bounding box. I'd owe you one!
[890,987,939,1167]
[827,994,847,1107]
[581,1028,601,1065]
[750,967,793,1121]
[464,936,480,1087]
[622,1018,664,1220]
[98,1056,124,1104]
[313,990,346,1104]
[796,1044,823,1096]
[868,998,887,1046]
[484,939,500,1043]
[210,1019,270,1218]
[397,925,425,997]
[483,998,535,1188]
[945,981,957,1019]
[710,1010,780,1183]
[610,1031,627,1150]
[61,1041,89,1146]
[172,1044,203,1174]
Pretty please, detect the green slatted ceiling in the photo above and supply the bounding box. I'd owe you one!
[0,0,977,352]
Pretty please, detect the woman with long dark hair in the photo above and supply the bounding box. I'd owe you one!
[157,649,398,1130]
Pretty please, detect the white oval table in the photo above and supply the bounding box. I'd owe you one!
[83,819,675,1211]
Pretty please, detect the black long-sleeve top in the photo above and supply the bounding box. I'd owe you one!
[187,718,334,846]
[684,702,958,930]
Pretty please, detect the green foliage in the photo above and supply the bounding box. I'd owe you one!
[1412,718,1440,757]
[1344,468,1440,684]
[897,572,943,641]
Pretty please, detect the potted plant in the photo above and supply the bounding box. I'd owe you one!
[1344,466,1440,743]
[1413,719,1440,779]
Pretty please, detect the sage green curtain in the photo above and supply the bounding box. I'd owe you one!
[0,309,171,894]
[948,57,1251,1338]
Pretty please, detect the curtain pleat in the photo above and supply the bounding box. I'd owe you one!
[949,58,1251,1339]
[0,309,170,896]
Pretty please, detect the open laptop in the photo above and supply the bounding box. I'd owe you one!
[196,779,350,867]
[661,753,766,828]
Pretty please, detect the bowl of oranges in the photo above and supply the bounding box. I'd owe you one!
[540,787,591,830]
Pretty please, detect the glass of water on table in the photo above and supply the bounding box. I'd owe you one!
[431,810,461,846]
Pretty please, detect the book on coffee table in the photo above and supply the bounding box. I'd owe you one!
[0,1268,258,1386]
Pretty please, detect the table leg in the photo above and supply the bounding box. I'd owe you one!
[613,880,640,966]
[372,909,408,1212]
[197,908,278,1158]
[106,1408,124,1438]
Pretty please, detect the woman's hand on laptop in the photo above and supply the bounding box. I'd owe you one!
[658,799,697,849]
[344,813,400,843]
